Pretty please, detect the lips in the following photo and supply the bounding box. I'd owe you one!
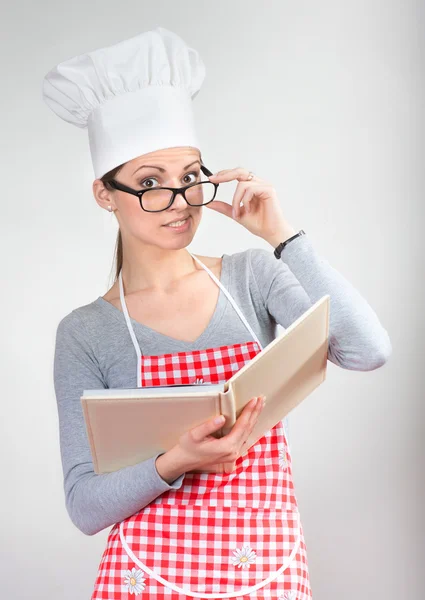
[163,216,190,226]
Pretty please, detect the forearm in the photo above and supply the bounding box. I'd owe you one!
[251,225,392,371]
[64,453,185,536]
[276,233,391,369]
[54,313,187,536]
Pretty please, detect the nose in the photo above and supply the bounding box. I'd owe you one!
[172,190,189,209]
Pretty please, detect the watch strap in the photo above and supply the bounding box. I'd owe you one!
[274,229,305,259]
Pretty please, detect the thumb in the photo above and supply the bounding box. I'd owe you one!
[191,414,226,442]
[207,414,226,437]
[224,460,236,474]
[206,200,233,219]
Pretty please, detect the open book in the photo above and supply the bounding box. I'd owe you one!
[81,295,330,474]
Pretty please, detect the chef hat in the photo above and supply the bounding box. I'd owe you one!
[42,26,205,179]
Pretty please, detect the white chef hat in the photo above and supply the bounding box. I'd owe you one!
[42,27,205,179]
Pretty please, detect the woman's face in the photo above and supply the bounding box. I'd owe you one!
[103,146,204,250]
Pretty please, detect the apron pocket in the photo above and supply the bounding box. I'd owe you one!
[119,504,301,599]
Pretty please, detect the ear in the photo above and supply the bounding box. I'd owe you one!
[93,179,115,211]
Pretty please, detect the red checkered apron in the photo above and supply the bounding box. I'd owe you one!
[92,252,312,599]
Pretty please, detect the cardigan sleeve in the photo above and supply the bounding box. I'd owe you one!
[248,234,392,371]
[53,310,185,536]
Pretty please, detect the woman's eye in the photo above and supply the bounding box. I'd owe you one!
[139,171,200,188]
[139,177,158,189]
[183,171,199,184]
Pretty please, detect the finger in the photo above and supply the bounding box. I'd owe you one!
[191,414,226,443]
[223,460,236,474]
[238,187,254,216]
[248,185,277,215]
[247,394,266,428]
[233,183,270,218]
[227,397,260,444]
[209,167,257,184]
[238,396,265,450]
[206,196,248,222]
[232,181,251,219]
[205,199,233,219]
[243,393,263,424]
[208,167,245,178]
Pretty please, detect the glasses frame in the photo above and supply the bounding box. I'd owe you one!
[108,163,219,213]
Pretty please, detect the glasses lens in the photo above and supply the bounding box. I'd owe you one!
[185,182,216,205]
[141,182,216,212]
[141,189,174,212]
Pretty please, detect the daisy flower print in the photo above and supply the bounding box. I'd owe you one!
[278,591,297,600]
[123,567,146,595]
[231,544,257,569]
[278,445,288,471]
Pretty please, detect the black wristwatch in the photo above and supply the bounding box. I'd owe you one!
[274,230,305,259]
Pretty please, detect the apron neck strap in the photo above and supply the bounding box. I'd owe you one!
[118,251,264,387]
[188,252,263,350]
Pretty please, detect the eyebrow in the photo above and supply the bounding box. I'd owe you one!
[132,160,201,176]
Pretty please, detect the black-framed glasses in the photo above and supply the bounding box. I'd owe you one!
[108,163,219,213]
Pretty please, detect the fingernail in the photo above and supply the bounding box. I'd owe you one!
[215,415,225,424]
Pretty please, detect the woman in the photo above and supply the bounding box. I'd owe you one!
[45,28,391,599]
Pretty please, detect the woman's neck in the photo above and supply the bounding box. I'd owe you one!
[120,246,196,294]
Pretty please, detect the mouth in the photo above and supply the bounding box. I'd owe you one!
[162,216,191,229]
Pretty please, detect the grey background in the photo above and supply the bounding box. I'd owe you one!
[1,1,424,598]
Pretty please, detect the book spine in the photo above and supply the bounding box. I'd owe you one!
[80,399,100,474]
[219,386,236,438]
[218,386,237,474]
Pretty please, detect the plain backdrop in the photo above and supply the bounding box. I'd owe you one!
[2,1,424,598]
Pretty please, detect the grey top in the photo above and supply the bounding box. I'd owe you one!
[53,235,392,535]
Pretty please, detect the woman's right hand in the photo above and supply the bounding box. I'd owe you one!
[173,395,266,474]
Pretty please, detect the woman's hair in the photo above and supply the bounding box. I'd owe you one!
[100,162,126,283]
[100,149,203,284]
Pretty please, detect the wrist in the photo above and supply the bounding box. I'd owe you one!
[265,225,297,248]
[155,447,188,484]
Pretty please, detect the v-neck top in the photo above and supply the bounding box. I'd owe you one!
[95,253,231,351]
[52,235,392,535]
[114,250,263,388]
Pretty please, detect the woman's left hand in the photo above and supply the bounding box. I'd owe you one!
[206,167,297,247]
